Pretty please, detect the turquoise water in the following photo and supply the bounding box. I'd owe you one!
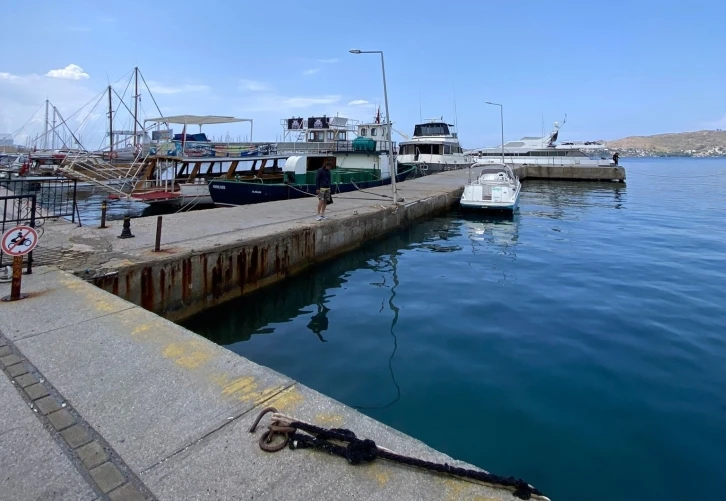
[183,158,726,501]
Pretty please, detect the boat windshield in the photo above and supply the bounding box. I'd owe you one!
[477,166,507,175]
[413,123,450,136]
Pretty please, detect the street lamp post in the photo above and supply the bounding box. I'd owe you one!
[485,101,504,164]
[349,49,397,204]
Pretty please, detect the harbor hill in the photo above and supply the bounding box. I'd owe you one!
[604,129,726,157]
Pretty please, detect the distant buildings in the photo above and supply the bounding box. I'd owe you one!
[0,133,13,147]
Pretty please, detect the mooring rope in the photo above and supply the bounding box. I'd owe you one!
[249,408,548,501]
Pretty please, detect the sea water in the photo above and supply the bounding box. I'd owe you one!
[183,158,726,501]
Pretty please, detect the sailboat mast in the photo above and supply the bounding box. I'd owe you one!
[51,106,57,149]
[43,99,49,150]
[108,85,113,156]
[133,67,139,148]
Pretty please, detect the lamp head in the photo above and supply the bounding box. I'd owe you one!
[349,49,362,54]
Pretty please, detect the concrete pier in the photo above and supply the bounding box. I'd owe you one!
[0,269,546,500]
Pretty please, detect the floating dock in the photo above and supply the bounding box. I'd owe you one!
[1,164,623,499]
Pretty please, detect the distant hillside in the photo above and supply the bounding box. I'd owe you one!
[604,130,726,157]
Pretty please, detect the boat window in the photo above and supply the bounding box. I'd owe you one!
[371,128,378,137]
[309,131,325,142]
[444,144,451,154]
[360,128,367,136]
[414,123,450,136]
[411,144,442,155]
[327,131,335,141]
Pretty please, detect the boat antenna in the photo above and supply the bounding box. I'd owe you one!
[418,85,423,122]
[453,83,459,132]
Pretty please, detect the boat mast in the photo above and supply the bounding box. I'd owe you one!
[107,85,113,157]
[133,67,139,148]
[43,99,49,150]
[51,105,57,149]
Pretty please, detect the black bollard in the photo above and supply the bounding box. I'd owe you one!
[99,200,108,229]
[154,216,162,252]
[117,215,135,239]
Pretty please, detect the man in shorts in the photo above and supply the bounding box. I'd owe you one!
[315,161,332,221]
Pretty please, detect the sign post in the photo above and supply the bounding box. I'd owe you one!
[1,225,39,302]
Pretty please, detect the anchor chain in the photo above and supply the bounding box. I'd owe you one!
[248,407,548,501]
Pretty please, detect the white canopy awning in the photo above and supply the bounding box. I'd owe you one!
[144,115,252,125]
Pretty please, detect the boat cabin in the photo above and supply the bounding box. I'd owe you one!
[283,116,351,143]
[279,112,394,154]
[398,120,463,156]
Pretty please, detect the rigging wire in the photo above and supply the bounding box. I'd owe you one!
[138,69,164,118]
[11,102,45,137]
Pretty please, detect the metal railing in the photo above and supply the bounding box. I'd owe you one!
[275,140,396,154]
[1,177,79,273]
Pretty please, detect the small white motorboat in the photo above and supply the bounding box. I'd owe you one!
[460,162,521,211]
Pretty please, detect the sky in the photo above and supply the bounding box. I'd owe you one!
[1,0,725,150]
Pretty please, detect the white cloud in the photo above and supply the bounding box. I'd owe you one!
[233,93,342,114]
[0,67,171,149]
[280,95,340,108]
[45,64,90,80]
[146,82,210,94]
[238,79,268,92]
[348,99,370,106]
[317,58,339,64]
[0,69,100,146]
[302,68,321,76]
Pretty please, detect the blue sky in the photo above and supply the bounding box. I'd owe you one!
[2,0,725,149]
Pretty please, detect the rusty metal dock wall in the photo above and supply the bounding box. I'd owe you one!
[93,189,463,322]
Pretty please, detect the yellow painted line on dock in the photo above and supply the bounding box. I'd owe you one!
[314,412,344,427]
[58,275,119,313]
[162,339,214,370]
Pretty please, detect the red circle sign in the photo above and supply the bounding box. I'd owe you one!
[1,225,39,256]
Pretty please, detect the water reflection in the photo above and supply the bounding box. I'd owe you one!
[182,219,462,410]
[183,222,442,345]
[352,253,401,411]
[306,301,331,342]
[460,212,520,285]
[524,180,628,220]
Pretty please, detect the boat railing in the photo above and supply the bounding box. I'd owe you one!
[275,140,396,155]
[468,155,611,167]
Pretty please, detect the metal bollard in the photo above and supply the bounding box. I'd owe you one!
[1,256,28,302]
[99,200,108,229]
[117,215,135,239]
[154,216,162,252]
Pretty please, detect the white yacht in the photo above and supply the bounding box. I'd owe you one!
[466,117,614,167]
[460,162,521,211]
[397,118,468,174]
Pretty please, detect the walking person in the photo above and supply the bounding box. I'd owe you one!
[315,161,332,221]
